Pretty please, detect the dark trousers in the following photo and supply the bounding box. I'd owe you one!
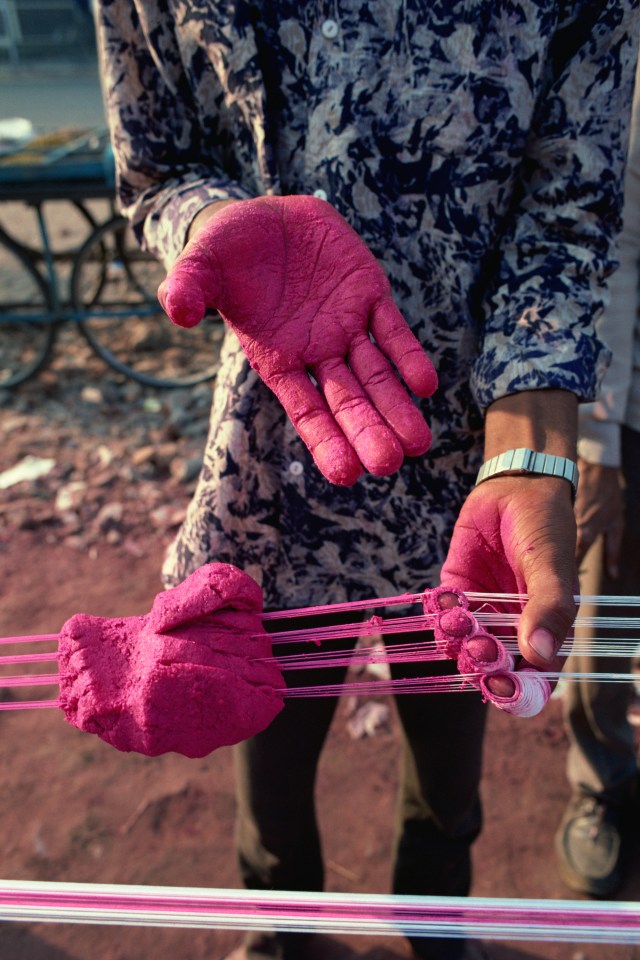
[564,425,640,803]
[233,614,488,959]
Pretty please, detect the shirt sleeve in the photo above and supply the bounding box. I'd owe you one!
[96,0,255,267]
[471,0,640,412]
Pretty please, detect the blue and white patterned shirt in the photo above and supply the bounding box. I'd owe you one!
[97,0,639,607]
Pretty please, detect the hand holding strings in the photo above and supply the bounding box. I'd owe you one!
[158,195,437,486]
[441,474,577,693]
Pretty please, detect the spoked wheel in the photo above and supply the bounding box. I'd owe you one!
[71,215,222,387]
[0,240,55,388]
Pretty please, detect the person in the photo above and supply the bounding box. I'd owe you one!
[93,3,639,958]
[555,58,640,900]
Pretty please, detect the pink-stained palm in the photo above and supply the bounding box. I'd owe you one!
[158,195,437,485]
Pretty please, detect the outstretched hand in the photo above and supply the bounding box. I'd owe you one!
[441,475,577,694]
[158,195,437,485]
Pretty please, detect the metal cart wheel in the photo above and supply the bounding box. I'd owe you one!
[0,199,101,261]
[0,237,55,388]
[70,215,222,388]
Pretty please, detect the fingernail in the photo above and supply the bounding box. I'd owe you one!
[529,627,556,662]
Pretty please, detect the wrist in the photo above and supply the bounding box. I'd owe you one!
[484,389,578,461]
[187,199,242,242]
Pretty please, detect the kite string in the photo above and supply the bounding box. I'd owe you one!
[1,589,640,713]
[0,880,638,943]
[3,589,640,647]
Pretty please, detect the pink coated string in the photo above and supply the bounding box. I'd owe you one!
[283,676,469,698]
[0,673,59,688]
[0,699,61,711]
[273,640,441,671]
[0,651,59,666]
[0,586,634,717]
[261,592,424,620]
[0,634,59,645]
[0,879,638,942]
[266,613,436,646]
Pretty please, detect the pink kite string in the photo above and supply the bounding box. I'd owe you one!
[0,589,638,713]
[0,880,638,943]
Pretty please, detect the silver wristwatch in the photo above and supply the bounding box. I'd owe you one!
[475,447,579,499]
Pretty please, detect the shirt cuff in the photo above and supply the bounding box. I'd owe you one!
[471,325,611,413]
[141,177,254,267]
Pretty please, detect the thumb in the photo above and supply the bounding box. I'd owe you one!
[516,572,576,672]
[157,249,220,329]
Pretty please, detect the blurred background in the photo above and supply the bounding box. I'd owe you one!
[0,0,104,129]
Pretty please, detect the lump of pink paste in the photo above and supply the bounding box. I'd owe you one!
[58,563,285,758]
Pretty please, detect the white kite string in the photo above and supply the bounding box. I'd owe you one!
[0,880,639,944]
[1,591,640,714]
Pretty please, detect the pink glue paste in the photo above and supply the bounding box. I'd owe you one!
[58,564,285,759]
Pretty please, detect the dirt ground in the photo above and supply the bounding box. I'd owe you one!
[1,202,640,960]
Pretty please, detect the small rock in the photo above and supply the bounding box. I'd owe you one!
[55,481,88,512]
[0,455,56,489]
[170,455,203,484]
[7,506,31,529]
[81,386,103,404]
[154,443,180,467]
[95,445,115,468]
[94,502,124,531]
[131,445,156,467]
[91,469,118,488]
[148,504,183,529]
[58,510,82,533]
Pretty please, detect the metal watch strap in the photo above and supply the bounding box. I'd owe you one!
[475,447,579,499]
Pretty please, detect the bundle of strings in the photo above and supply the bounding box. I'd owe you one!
[0,562,637,759]
[1,879,640,944]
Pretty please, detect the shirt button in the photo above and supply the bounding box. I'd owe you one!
[321,18,339,39]
[289,460,304,476]
[313,188,328,201]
